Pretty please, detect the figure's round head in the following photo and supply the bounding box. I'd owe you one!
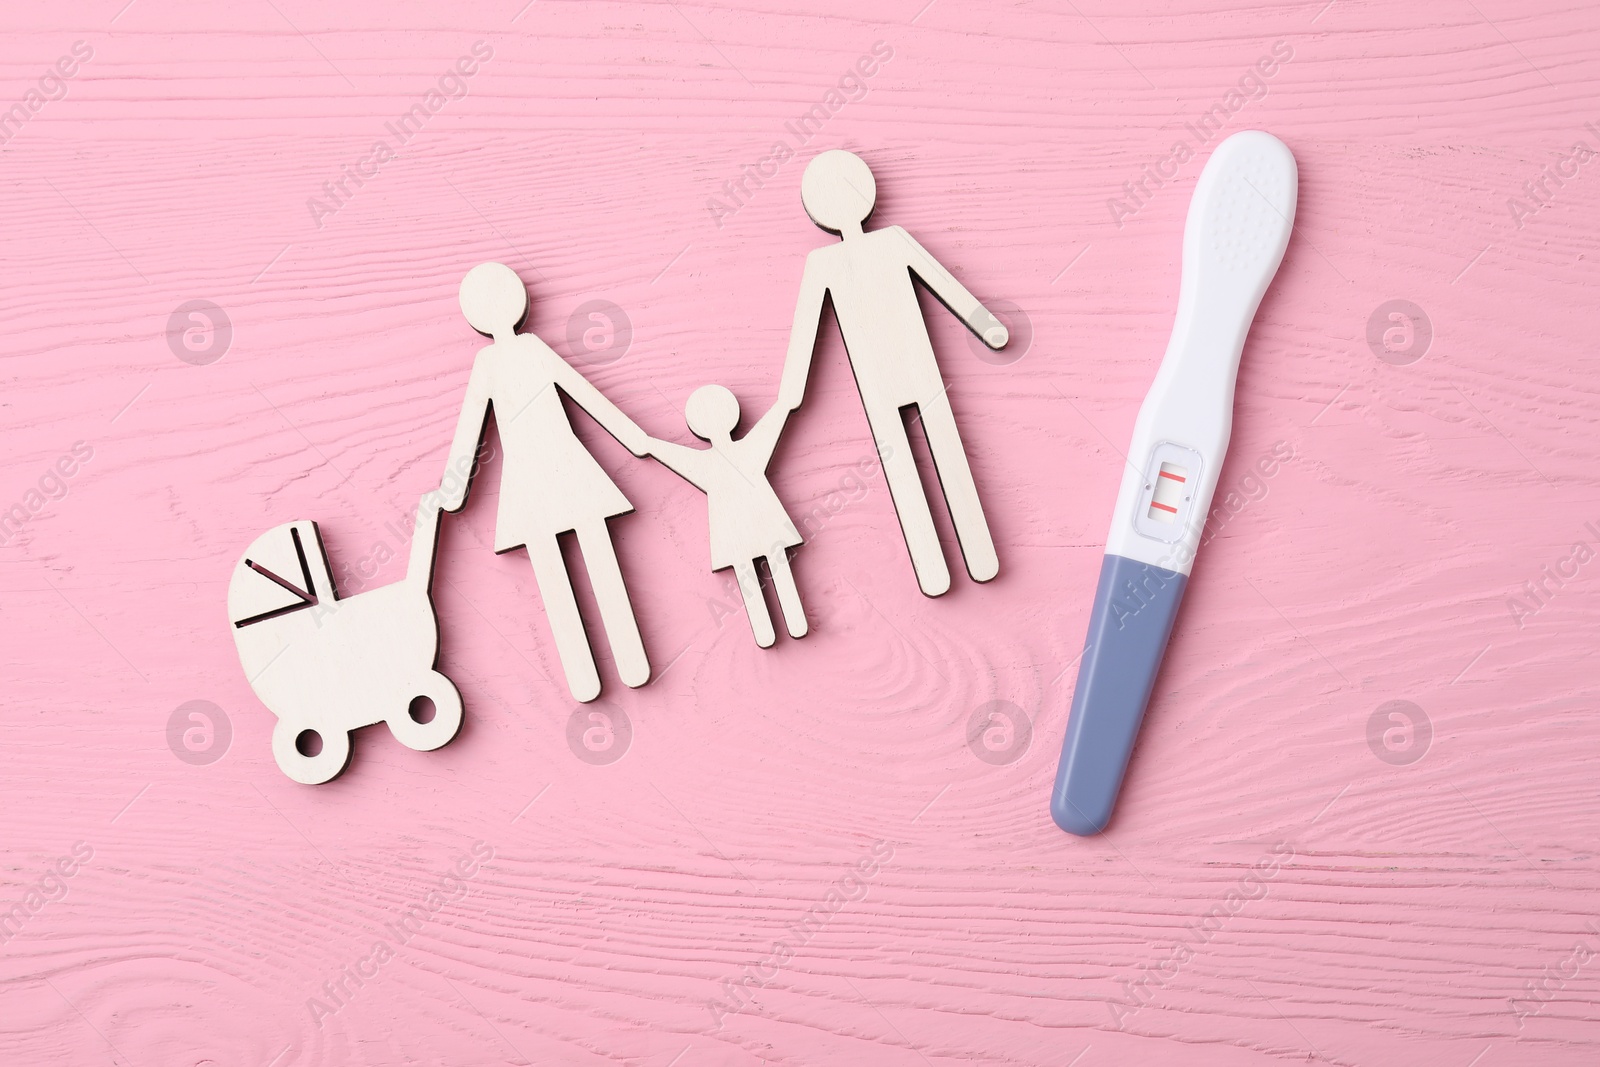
[684,384,740,440]
[800,149,875,233]
[459,261,528,338]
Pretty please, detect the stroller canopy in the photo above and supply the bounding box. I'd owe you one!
[228,520,335,628]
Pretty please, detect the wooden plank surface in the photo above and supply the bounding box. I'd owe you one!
[2,0,1599,1063]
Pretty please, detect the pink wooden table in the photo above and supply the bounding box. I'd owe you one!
[3,1,1598,1063]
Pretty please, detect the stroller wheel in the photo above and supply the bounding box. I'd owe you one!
[387,671,463,752]
[272,718,352,785]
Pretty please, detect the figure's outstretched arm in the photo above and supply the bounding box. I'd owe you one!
[542,340,650,456]
[895,226,1009,350]
[639,436,711,492]
[742,398,792,471]
[779,257,828,410]
[438,355,493,512]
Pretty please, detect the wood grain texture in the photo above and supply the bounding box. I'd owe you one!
[3,0,1600,1063]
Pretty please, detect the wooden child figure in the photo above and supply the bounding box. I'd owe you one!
[641,383,806,648]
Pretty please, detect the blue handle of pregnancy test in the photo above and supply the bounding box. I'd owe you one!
[1051,554,1188,836]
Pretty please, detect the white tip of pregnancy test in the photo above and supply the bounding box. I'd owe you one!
[1186,131,1297,303]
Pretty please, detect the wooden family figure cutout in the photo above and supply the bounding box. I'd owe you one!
[781,149,1010,597]
[227,146,1016,781]
[444,262,811,654]
[639,381,808,648]
[440,261,653,704]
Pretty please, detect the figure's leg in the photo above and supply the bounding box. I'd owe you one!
[863,404,951,597]
[575,520,650,688]
[733,560,776,648]
[765,551,808,639]
[913,390,998,582]
[526,538,601,703]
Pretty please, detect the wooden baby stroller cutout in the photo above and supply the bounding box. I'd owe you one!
[440,262,653,704]
[641,382,808,648]
[780,149,1010,597]
[228,502,462,785]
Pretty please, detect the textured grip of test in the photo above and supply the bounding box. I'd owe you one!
[1051,555,1188,836]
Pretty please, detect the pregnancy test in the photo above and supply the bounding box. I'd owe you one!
[1051,130,1297,836]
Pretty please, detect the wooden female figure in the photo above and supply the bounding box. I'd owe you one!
[640,383,806,648]
[439,262,652,702]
